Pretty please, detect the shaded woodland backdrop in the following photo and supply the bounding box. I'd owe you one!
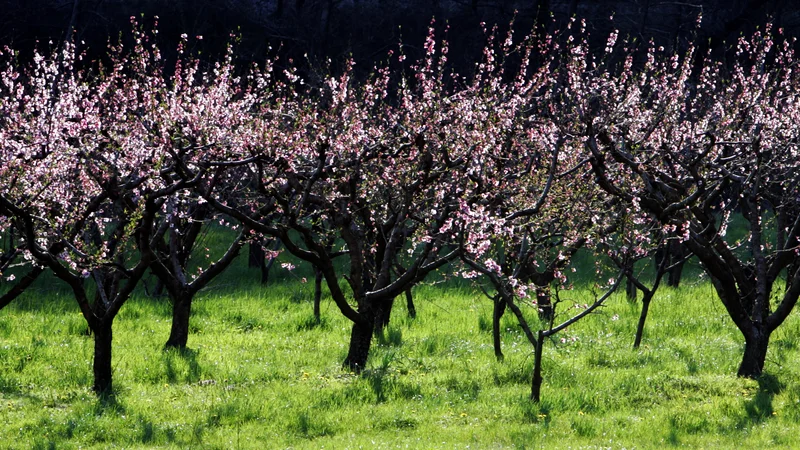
[1,0,798,74]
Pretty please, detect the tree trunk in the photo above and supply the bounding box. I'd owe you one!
[738,327,770,378]
[374,297,395,334]
[633,294,651,349]
[92,321,113,395]
[313,267,323,322]
[626,275,637,302]
[530,330,545,402]
[249,242,264,268]
[536,286,553,322]
[343,318,374,373]
[665,241,686,287]
[667,261,685,287]
[261,243,281,285]
[405,289,416,319]
[151,279,165,297]
[165,290,192,349]
[492,296,506,361]
[249,240,275,284]
[261,259,271,284]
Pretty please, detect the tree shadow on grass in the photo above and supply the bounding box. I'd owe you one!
[0,378,44,403]
[363,351,397,404]
[94,390,126,416]
[5,287,75,314]
[364,367,390,404]
[741,373,783,425]
[162,347,201,384]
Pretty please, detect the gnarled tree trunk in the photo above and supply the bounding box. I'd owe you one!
[626,275,638,301]
[165,288,193,349]
[492,295,506,361]
[92,321,114,395]
[738,325,771,378]
[633,294,652,349]
[405,289,416,319]
[248,241,264,268]
[530,330,545,402]
[313,266,323,322]
[373,297,395,335]
[343,318,374,372]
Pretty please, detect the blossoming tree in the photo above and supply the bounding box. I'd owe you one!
[585,23,800,377]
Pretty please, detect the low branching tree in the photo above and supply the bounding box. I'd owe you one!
[584,23,800,377]
[454,21,626,400]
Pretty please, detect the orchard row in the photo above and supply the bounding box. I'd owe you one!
[1,17,798,399]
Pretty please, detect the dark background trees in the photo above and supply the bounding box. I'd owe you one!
[2,0,799,75]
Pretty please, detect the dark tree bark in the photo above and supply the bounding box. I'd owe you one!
[464,253,623,403]
[149,279,165,297]
[313,266,323,322]
[492,295,507,361]
[143,200,244,350]
[633,294,651,349]
[256,239,281,284]
[536,285,553,321]
[92,320,113,395]
[528,278,621,402]
[632,263,670,349]
[664,241,687,287]
[165,288,192,348]
[667,260,684,287]
[622,246,640,304]
[374,296,395,335]
[200,134,458,377]
[248,241,264,268]
[343,317,374,372]
[626,273,637,302]
[393,264,416,319]
[739,325,771,377]
[530,330,545,402]
[154,232,244,349]
[405,289,416,319]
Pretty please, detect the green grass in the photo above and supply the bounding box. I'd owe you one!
[2,259,800,448]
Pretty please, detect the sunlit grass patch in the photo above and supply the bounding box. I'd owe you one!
[2,273,800,448]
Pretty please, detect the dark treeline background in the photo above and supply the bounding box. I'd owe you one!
[1,1,798,78]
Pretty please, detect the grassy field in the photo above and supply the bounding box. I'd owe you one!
[2,256,800,449]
